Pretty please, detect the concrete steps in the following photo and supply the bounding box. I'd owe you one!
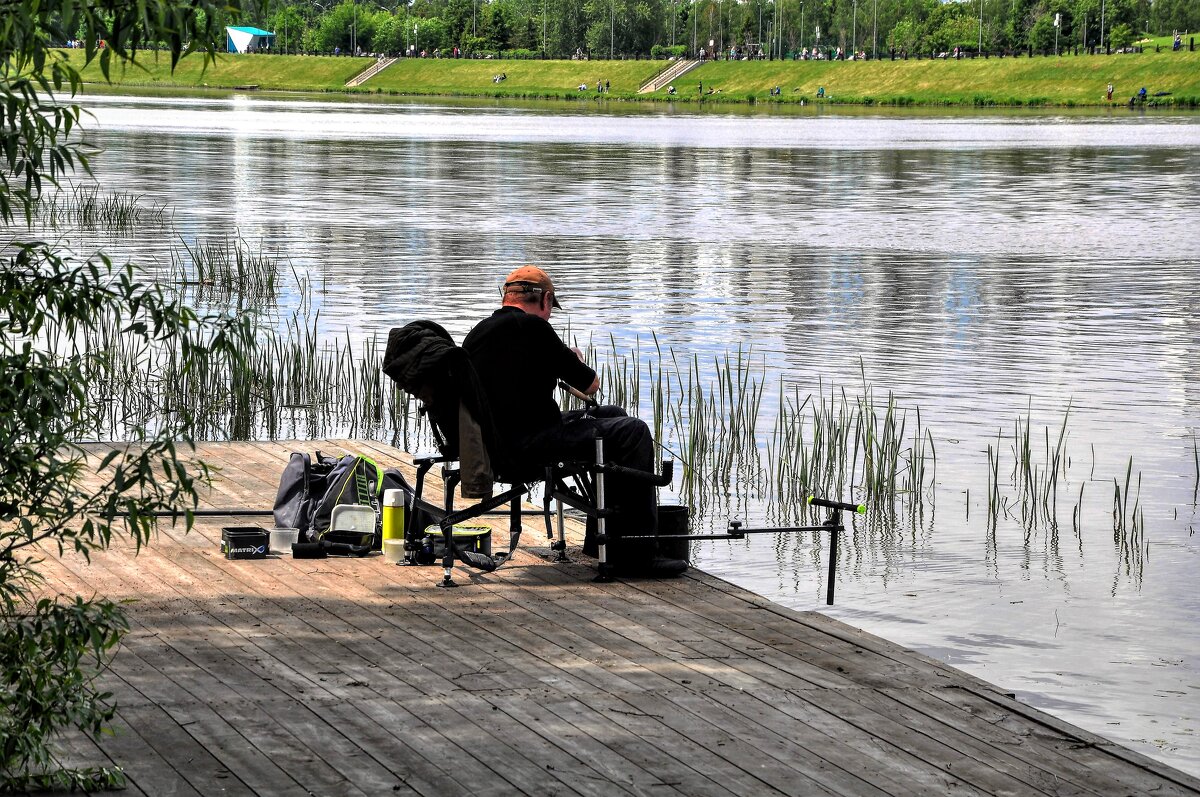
[638,58,702,93]
[345,56,397,87]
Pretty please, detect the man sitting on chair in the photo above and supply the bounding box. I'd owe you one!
[462,266,686,577]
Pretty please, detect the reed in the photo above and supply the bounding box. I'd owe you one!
[1003,401,1071,527]
[1192,433,1199,504]
[35,184,169,231]
[1111,456,1148,586]
[171,234,279,307]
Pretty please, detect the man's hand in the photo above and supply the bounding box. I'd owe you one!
[569,347,601,395]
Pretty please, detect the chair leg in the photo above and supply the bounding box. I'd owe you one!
[592,436,614,583]
[552,498,570,562]
[544,469,570,563]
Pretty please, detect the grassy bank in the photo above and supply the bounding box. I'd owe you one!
[681,50,1200,106]
[68,48,1200,107]
[67,50,370,91]
[366,59,663,99]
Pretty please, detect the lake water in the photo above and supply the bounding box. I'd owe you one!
[60,92,1200,776]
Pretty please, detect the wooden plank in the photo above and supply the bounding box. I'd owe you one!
[470,562,973,795]
[134,517,631,797]
[30,442,1200,797]
[374,559,892,797]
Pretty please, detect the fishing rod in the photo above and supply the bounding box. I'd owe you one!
[623,495,866,605]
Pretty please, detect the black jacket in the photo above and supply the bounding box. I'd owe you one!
[382,321,499,499]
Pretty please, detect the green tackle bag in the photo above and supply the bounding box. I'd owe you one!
[309,454,384,542]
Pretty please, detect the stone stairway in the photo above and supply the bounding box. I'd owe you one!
[638,58,702,94]
[345,56,397,87]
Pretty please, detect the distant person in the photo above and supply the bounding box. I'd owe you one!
[667,84,676,95]
[605,79,610,92]
[1106,83,1114,101]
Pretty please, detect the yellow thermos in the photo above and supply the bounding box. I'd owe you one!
[382,489,406,542]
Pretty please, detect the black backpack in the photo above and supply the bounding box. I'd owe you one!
[272,451,339,539]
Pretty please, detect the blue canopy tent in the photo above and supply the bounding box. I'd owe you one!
[226,26,275,53]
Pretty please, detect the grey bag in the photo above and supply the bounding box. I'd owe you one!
[272,451,338,538]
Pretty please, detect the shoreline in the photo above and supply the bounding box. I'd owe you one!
[67,50,1200,110]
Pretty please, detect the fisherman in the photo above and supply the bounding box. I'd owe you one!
[462,266,686,577]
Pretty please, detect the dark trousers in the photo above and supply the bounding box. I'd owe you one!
[521,406,659,562]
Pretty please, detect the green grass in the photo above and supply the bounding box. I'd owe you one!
[66,50,371,91]
[675,50,1200,106]
[62,48,1200,107]
[365,59,664,99]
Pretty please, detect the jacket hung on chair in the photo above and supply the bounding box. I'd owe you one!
[381,320,499,499]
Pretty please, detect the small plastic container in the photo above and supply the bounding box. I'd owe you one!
[383,538,406,563]
[330,504,376,533]
[269,527,300,555]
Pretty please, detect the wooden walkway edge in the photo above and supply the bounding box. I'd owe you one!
[36,440,1200,797]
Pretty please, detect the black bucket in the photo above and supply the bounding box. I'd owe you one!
[656,504,691,563]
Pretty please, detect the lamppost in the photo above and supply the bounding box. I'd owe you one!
[800,1,804,50]
[872,0,878,58]
[693,0,698,56]
[758,0,763,53]
[310,0,328,53]
[1099,0,1106,50]
[719,0,723,56]
[610,0,615,58]
[852,0,857,55]
[977,0,984,54]
[374,3,391,54]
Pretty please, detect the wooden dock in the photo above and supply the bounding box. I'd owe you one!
[39,440,1200,796]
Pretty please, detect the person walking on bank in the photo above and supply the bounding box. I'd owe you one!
[462,266,686,577]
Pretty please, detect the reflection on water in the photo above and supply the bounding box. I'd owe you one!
[53,95,1200,775]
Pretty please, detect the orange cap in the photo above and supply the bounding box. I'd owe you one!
[502,265,561,308]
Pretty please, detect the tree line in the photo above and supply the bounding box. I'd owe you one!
[249,0,1196,59]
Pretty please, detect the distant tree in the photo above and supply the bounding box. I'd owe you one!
[887,17,922,53]
[268,5,308,52]
[923,1,978,51]
[413,15,452,51]
[1029,11,1056,50]
[480,0,515,49]
[1109,21,1133,47]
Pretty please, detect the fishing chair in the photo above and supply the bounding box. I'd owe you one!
[382,321,672,586]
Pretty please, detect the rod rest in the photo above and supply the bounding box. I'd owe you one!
[590,458,674,486]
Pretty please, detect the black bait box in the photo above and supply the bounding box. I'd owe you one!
[220,527,269,559]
